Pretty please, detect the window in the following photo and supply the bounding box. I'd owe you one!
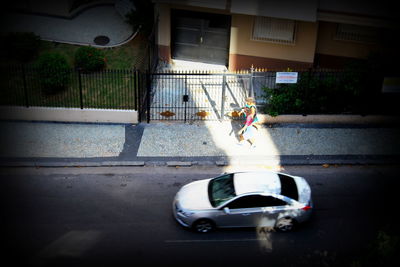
[227,195,287,209]
[252,16,296,45]
[335,23,379,44]
[208,174,236,207]
[278,174,299,201]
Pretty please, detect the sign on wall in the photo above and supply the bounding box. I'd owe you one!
[276,72,298,84]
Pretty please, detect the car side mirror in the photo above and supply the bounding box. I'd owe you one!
[223,207,230,214]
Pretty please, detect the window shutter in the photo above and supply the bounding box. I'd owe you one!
[252,16,296,45]
[335,24,379,44]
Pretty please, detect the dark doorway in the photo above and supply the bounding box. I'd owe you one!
[171,9,231,65]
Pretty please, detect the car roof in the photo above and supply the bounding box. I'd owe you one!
[233,171,281,196]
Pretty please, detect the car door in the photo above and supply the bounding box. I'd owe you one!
[216,195,266,228]
[258,196,289,227]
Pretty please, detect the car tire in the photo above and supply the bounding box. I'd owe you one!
[193,219,215,233]
[275,217,295,232]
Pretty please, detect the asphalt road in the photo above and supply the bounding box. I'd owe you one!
[1,165,399,267]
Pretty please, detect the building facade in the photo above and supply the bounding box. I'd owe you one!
[154,0,398,70]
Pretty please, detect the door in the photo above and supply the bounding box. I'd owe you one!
[258,196,289,228]
[216,195,289,228]
[171,9,230,65]
[216,195,265,227]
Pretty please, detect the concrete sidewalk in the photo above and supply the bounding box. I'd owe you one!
[1,120,399,167]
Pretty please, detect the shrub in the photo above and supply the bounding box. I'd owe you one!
[262,70,361,116]
[263,84,304,116]
[75,46,106,72]
[2,32,41,62]
[36,52,70,94]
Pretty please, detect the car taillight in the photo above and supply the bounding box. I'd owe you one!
[301,205,312,211]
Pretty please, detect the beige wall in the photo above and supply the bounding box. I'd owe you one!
[316,21,380,59]
[155,3,171,47]
[156,4,319,67]
[0,106,138,124]
[229,14,318,64]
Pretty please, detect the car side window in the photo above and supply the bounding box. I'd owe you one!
[227,195,287,209]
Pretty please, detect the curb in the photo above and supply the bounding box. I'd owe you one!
[166,161,193,167]
[1,155,399,168]
[0,161,145,167]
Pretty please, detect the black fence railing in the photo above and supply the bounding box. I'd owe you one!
[252,68,399,116]
[253,68,355,102]
[0,65,146,110]
[1,65,397,122]
[149,71,249,121]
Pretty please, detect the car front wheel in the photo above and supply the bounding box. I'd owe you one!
[193,219,215,233]
[275,217,295,232]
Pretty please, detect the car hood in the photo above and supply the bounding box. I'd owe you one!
[176,179,213,210]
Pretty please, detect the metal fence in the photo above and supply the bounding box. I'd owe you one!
[1,64,394,122]
[256,68,400,115]
[252,68,349,104]
[0,65,145,110]
[148,68,354,121]
[149,71,249,121]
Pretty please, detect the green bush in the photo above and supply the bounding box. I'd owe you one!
[263,84,303,116]
[2,32,41,62]
[262,71,362,116]
[36,52,70,94]
[75,46,106,72]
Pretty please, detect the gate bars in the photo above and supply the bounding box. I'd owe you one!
[148,71,251,122]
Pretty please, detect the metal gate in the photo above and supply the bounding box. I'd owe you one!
[149,71,251,121]
[171,10,231,65]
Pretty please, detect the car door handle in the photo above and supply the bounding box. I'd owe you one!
[242,213,251,216]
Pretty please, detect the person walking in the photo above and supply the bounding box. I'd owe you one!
[238,97,259,128]
[237,97,259,148]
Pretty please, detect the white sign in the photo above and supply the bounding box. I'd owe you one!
[276,72,298,84]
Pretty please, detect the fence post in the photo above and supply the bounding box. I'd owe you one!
[184,74,188,122]
[133,68,138,111]
[21,65,29,107]
[78,68,83,109]
[146,71,151,123]
[221,70,226,121]
[250,65,255,98]
[303,68,312,116]
[138,70,142,122]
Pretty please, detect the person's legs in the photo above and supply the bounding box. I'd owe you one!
[237,133,245,145]
[240,126,256,147]
[248,138,256,147]
[246,126,258,148]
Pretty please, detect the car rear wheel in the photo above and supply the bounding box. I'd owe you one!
[275,217,295,232]
[193,219,215,233]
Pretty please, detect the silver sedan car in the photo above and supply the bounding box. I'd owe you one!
[173,171,313,233]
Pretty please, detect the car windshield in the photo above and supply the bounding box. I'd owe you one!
[278,174,299,201]
[208,173,236,207]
